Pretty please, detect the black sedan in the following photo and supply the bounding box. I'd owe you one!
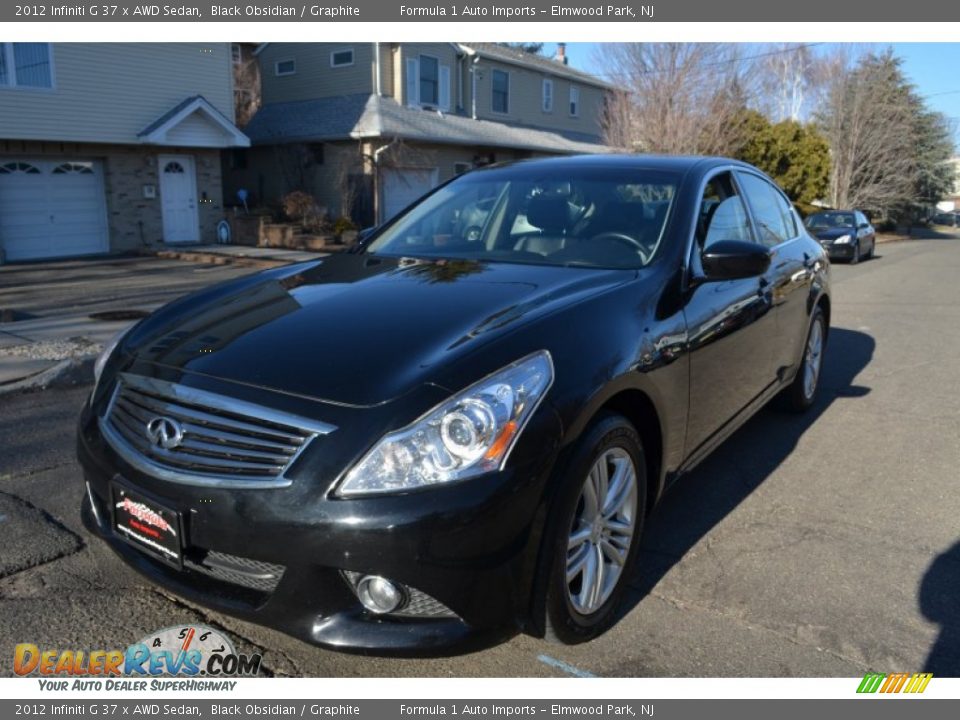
[78,155,830,655]
[805,209,876,263]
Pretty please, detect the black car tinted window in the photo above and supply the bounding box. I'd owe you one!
[366,166,679,270]
[696,172,753,249]
[738,173,797,247]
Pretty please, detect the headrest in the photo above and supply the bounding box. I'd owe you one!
[526,194,570,234]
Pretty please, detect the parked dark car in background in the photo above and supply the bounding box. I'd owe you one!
[931,211,959,228]
[78,156,830,655]
[805,210,876,263]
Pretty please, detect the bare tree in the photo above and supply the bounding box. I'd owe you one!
[595,43,759,156]
[233,45,261,127]
[816,49,921,212]
[757,44,818,122]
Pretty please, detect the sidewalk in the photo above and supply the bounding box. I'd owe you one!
[148,243,329,267]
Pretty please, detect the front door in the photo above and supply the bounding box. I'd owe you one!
[683,171,779,454]
[159,155,199,244]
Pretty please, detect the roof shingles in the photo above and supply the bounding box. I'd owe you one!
[245,94,608,155]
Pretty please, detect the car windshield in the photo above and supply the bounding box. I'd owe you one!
[365,165,680,269]
[806,212,856,229]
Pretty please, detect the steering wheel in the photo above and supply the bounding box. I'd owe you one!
[589,232,650,263]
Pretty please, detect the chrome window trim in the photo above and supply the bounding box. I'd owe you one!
[98,373,336,490]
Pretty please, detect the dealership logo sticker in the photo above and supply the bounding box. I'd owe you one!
[856,672,933,694]
[13,624,262,688]
[116,496,177,538]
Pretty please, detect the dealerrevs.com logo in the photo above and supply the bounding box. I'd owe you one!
[14,625,261,690]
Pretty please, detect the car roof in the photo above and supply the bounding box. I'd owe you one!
[473,153,756,179]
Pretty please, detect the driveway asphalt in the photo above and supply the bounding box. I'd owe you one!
[0,238,958,677]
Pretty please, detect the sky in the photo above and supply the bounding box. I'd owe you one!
[547,42,960,137]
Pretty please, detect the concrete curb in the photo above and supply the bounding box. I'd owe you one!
[0,355,95,397]
[145,249,285,269]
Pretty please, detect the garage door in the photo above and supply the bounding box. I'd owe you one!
[0,159,108,261]
[382,168,439,222]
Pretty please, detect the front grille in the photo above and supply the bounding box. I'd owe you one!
[100,373,335,488]
[185,549,285,593]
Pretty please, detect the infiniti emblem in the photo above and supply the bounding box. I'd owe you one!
[145,416,184,450]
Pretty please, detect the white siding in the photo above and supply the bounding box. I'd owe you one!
[0,43,235,145]
[164,112,235,147]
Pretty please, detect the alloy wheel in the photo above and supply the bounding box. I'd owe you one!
[565,447,638,615]
[803,317,824,401]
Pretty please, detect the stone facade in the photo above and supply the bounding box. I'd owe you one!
[0,140,224,252]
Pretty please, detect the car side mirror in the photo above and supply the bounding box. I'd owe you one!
[701,240,771,281]
[858,222,869,230]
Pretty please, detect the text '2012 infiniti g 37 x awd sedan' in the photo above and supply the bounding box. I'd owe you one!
[78,155,830,655]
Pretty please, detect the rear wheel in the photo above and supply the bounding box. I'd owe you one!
[541,414,646,644]
[781,307,826,413]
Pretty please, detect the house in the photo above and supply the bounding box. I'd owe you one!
[227,42,612,225]
[0,42,249,262]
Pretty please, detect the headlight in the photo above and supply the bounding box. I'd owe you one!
[336,350,554,496]
[93,326,132,387]
[833,234,852,244]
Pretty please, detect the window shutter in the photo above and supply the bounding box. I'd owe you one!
[543,79,553,112]
[569,86,580,116]
[405,57,419,107]
[439,65,451,111]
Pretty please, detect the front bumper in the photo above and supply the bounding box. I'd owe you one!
[821,242,855,260]
[77,394,560,656]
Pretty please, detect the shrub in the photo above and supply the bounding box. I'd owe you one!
[281,191,316,226]
[333,217,358,236]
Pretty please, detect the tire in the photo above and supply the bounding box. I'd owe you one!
[781,307,827,413]
[865,240,874,260]
[541,413,647,644]
[849,242,860,264]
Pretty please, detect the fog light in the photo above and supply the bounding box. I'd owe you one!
[356,575,404,614]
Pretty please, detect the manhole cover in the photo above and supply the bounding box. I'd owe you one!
[89,310,150,322]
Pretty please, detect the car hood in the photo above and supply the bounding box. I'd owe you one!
[126,254,634,407]
[810,227,855,241]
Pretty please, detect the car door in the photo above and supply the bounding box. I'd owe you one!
[735,171,814,381]
[682,171,779,455]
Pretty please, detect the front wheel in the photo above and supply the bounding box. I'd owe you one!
[849,242,860,264]
[541,414,647,644]
[781,307,826,413]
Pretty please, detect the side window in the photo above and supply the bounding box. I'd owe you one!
[738,173,797,247]
[696,172,753,249]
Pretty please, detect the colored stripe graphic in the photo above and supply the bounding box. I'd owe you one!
[857,672,933,694]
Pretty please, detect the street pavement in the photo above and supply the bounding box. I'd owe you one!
[1,238,958,677]
[0,257,260,385]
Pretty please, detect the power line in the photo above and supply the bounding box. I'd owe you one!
[601,42,826,80]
